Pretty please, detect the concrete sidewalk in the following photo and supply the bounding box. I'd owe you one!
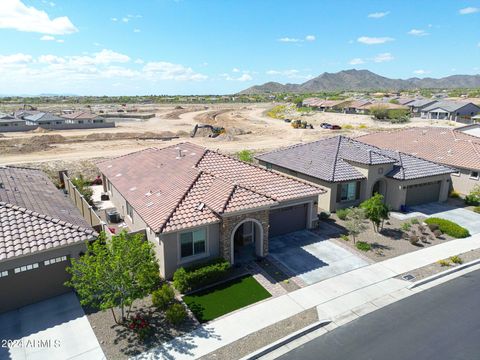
[135,234,480,360]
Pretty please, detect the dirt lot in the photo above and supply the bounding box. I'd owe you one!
[0,102,464,167]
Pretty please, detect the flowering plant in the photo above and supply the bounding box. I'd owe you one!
[127,313,153,340]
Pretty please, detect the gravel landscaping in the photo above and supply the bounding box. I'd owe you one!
[320,215,456,262]
[85,294,197,360]
[199,307,318,360]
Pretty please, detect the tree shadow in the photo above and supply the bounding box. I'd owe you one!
[379,228,404,240]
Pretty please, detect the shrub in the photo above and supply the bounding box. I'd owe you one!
[343,124,354,130]
[410,218,419,225]
[356,241,371,251]
[427,223,439,232]
[71,175,94,205]
[449,190,460,199]
[424,218,470,238]
[438,259,451,267]
[128,313,153,340]
[401,222,412,231]
[336,208,349,221]
[319,211,331,220]
[166,303,187,326]
[173,258,231,293]
[236,150,254,163]
[357,123,368,129]
[450,255,463,264]
[340,234,349,241]
[465,194,480,206]
[474,206,480,214]
[152,284,175,310]
[409,235,419,245]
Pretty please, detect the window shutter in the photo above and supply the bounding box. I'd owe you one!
[356,181,361,199]
[336,184,342,202]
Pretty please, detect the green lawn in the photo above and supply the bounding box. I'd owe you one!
[183,275,271,322]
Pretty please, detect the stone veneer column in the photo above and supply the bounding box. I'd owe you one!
[219,210,270,264]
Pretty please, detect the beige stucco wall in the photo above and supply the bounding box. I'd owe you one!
[451,168,480,195]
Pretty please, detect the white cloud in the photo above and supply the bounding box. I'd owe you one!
[0,53,32,65]
[357,36,394,45]
[133,28,141,33]
[408,29,428,36]
[349,58,365,65]
[305,35,316,41]
[0,0,78,34]
[413,69,430,75]
[221,73,252,82]
[459,7,479,14]
[232,68,240,73]
[373,52,394,63]
[134,58,144,64]
[143,61,207,81]
[368,11,390,18]
[278,37,301,43]
[111,17,118,22]
[40,35,55,41]
[91,49,130,64]
[38,54,65,64]
[266,69,312,80]
[122,17,129,23]
[56,39,64,43]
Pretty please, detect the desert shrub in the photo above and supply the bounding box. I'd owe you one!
[343,124,354,130]
[336,208,349,221]
[438,259,451,267]
[465,194,480,206]
[356,241,371,251]
[319,211,331,220]
[401,222,412,231]
[266,105,286,119]
[450,255,463,264]
[449,190,460,199]
[370,106,389,120]
[340,234,349,241]
[152,284,175,310]
[236,150,254,163]
[433,229,443,238]
[425,218,470,238]
[474,206,480,214]
[357,123,368,129]
[409,235,419,245]
[410,218,419,225]
[166,303,187,326]
[173,258,231,293]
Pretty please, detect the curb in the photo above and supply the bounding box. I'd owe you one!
[409,258,480,289]
[240,320,331,360]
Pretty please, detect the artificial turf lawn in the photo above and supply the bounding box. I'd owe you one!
[183,275,272,322]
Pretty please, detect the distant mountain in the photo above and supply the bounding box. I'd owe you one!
[238,69,480,94]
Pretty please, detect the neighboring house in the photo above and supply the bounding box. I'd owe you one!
[408,99,438,117]
[0,113,26,128]
[473,114,480,123]
[61,111,106,124]
[343,99,372,114]
[420,101,480,122]
[358,102,409,114]
[396,98,417,106]
[97,143,323,278]
[302,98,350,111]
[455,124,480,138]
[0,167,96,313]
[358,127,480,195]
[23,112,66,126]
[256,136,454,212]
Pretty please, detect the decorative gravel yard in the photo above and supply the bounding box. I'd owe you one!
[183,275,272,323]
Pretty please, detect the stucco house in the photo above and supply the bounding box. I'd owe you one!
[23,112,66,126]
[420,101,480,122]
[97,143,324,279]
[256,136,454,213]
[61,111,106,124]
[408,99,438,117]
[358,127,480,195]
[0,167,96,313]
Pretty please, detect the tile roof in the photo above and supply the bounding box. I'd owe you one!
[408,99,438,108]
[0,167,96,262]
[357,127,480,171]
[61,111,104,120]
[97,143,323,233]
[256,136,454,183]
[0,202,95,262]
[422,101,480,113]
[23,112,65,123]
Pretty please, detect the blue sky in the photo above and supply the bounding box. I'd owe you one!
[1,0,479,95]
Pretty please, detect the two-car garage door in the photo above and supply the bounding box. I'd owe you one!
[405,181,441,206]
[269,203,308,237]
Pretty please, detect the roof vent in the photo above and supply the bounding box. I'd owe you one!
[146,202,154,207]
[129,187,137,191]
[116,173,122,177]
[145,191,152,196]
[197,202,205,211]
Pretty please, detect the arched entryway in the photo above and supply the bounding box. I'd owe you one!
[230,219,264,264]
[372,179,387,198]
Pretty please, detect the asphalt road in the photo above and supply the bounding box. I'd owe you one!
[279,269,480,360]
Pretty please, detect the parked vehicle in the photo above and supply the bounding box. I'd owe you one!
[320,123,332,129]
[330,125,342,130]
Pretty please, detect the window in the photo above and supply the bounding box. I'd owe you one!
[126,201,134,220]
[44,256,67,266]
[106,180,112,192]
[340,182,358,202]
[266,163,272,170]
[470,171,479,180]
[180,228,207,259]
[0,270,8,278]
[14,263,39,274]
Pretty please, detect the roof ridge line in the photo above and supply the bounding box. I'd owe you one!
[0,201,96,236]
[330,136,342,182]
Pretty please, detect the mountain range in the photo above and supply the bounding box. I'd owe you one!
[238,69,480,94]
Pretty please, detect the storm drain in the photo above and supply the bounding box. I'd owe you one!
[402,274,416,281]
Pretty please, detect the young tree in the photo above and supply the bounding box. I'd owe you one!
[360,193,390,232]
[237,149,254,163]
[66,231,160,324]
[344,207,368,244]
[71,175,94,205]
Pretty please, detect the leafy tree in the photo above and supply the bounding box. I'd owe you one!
[360,193,390,232]
[369,106,389,120]
[71,175,94,205]
[344,207,368,243]
[237,149,254,163]
[66,231,160,324]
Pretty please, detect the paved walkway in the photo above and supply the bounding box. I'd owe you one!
[134,234,480,360]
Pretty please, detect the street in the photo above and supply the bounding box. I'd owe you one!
[279,269,480,360]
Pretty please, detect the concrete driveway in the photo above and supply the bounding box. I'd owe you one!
[411,202,480,235]
[0,292,104,360]
[269,231,369,285]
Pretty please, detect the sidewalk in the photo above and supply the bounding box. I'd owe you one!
[134,234,480,360]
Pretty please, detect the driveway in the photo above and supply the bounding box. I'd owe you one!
[269,231,369,285]
[411,202,480,235]
[0,292,105,360]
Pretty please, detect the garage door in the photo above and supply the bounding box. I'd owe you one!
[269,203,308,237]
[0,259,71,313]
[405,181,441,206]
